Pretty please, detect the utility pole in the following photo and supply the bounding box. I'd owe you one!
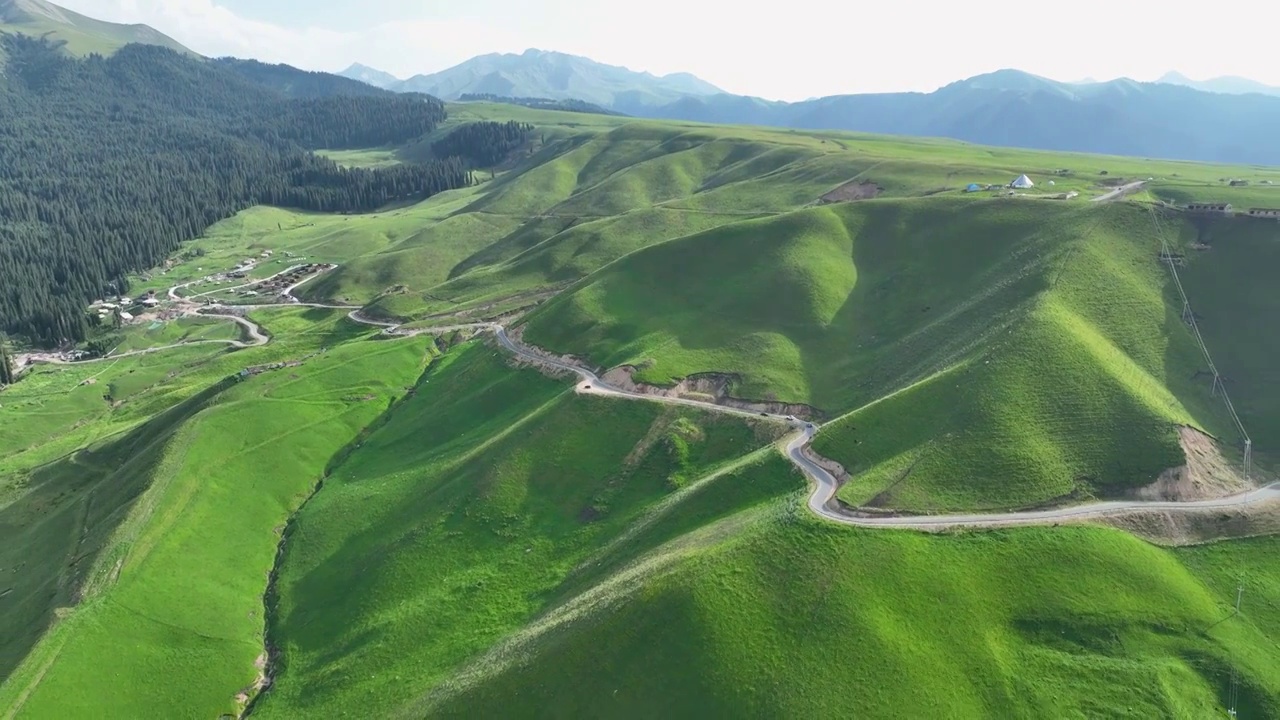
[1244,440,1252,481]
[1235,582,1244,614]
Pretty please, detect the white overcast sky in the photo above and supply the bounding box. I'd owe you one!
[56,0,1280,101]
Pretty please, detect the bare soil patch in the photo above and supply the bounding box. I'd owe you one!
[1102,500,1280,546]
[1130,426,1251,502]
[820,180,883,204]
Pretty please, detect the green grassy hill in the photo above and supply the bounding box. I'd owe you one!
[4,102,1280,718]
[520,198,1257,511]
[0,313,433,717]
[425,523,1280,719]
[0,0,194,57]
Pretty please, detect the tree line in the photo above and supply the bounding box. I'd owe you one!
[458,93,622,116]
[432,121,534,168]
[0,36,478,345]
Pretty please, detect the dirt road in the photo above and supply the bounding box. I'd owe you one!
[1092,181,1146,203]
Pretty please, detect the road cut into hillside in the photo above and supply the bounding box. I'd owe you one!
[18,264,1273,534]
[346,313,1280,533]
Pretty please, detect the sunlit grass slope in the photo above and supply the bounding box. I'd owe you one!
[1,322,432,717]
[325,117,1236,323]
[521,201,1244,510]
[0,2,194,58]
[250,342,792,718]
[184,104,1280,330]
[426,521,1280,720]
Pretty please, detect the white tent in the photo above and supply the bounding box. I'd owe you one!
[1011,174,1035,189]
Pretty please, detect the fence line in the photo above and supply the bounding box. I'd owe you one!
[1146,205,1252,478]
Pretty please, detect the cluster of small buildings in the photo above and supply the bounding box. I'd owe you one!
[257,263,335,298]
[1181,202,1280,220]
[88,290,163,323]
[1185,202,1232,215]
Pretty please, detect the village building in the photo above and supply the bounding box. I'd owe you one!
[1186,202,1233,214]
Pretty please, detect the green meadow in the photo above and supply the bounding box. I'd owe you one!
[4,101,1280,718]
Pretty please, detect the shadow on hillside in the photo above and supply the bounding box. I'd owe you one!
[1164,215,1280,456]
[0,375,238,682]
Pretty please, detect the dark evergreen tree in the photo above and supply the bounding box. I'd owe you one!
[0,36,488,346]
[457,93,623,116]
[431,121,534,168]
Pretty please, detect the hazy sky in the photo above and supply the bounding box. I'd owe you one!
[58,0,1280,101]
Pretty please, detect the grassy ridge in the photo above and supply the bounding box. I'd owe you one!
[521,199,1246,510]
[522,198,1073,408]
[427,520,1280,719]
[252,342,790,717]
[1,327,432,717]
[0,5,194,58]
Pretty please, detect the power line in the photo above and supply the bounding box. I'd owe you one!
[1146,205,1252,479]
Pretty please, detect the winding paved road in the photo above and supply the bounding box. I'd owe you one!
[345,317,1280,530]
[26,263,1277,532]
[1092,180,1146,203]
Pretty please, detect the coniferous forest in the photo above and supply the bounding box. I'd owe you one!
[431,120,535,168]
[0,35,472,345]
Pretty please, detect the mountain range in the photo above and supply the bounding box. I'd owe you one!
[1156,70,1280,97]
[336,53,1280,165]
[7,0,1280,166]
[339,49,724,109]
[629,70,1280,165]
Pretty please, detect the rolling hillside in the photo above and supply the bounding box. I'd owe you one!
[0,0,192,57]
[3,98,1280,719]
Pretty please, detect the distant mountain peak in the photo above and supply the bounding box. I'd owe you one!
[337,62,401,89]
[1156,70,1280,97]
[392,49,724,108]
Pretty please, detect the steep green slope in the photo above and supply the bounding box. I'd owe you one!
[1,319,433,718]
[0,0,193,57]
[250,342,791,717]
[521,201,1247,511]
[427,522,1280,719]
